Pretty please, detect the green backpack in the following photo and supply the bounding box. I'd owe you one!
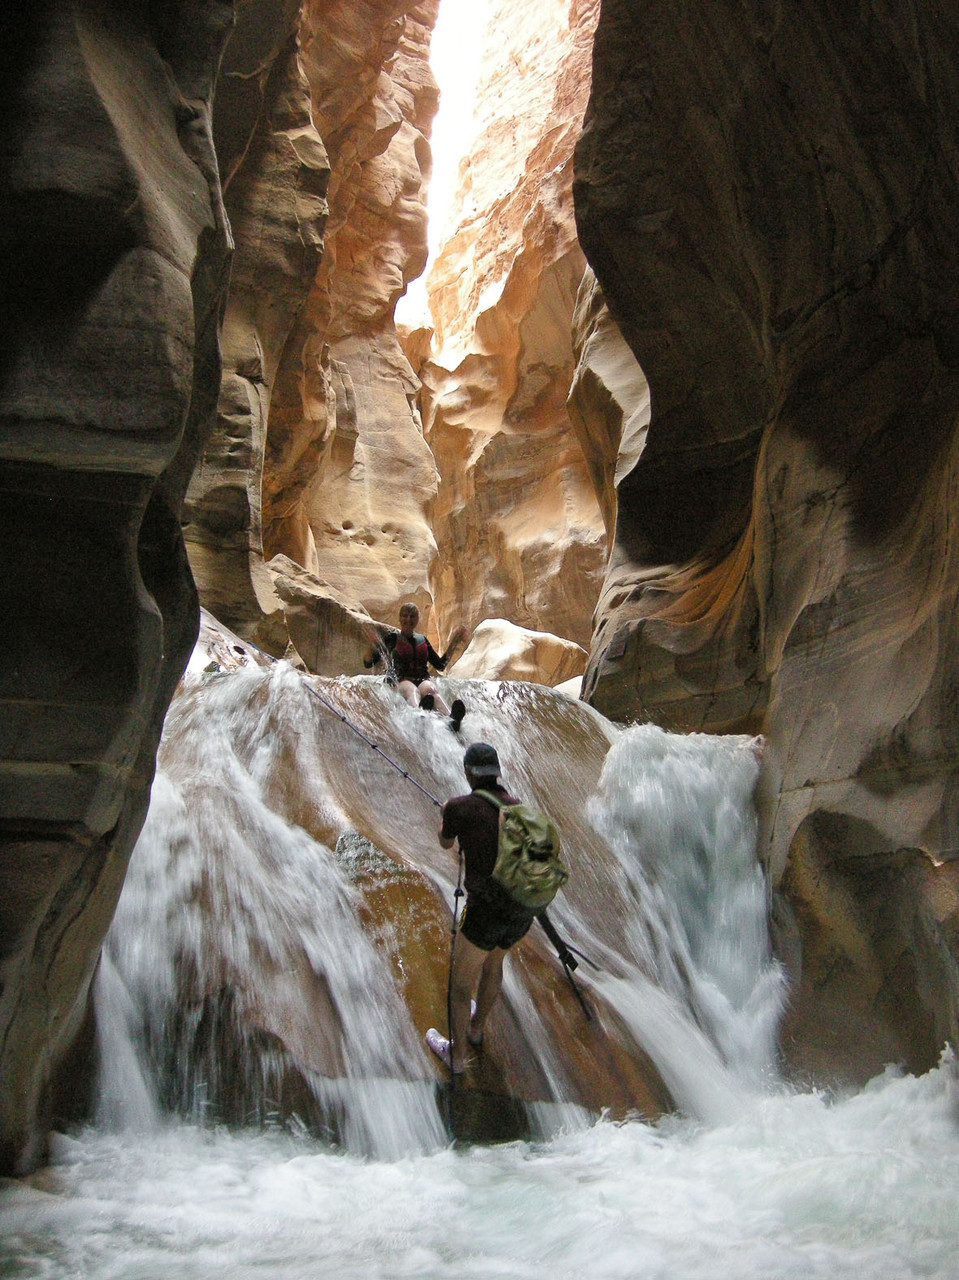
[476,791,569,911]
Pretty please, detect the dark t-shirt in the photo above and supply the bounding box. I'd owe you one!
[441,784,518,895]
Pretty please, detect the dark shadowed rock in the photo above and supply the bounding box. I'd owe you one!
[574,0,959,1079]
[0,0,234,1174]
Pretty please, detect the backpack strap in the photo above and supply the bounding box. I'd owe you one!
[474,789,505,811]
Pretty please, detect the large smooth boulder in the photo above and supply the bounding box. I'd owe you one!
[415,0,606,652]
[450,618,587,687]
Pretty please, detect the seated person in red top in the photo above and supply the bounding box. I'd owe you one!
[363,602,468,725]
[425,742,536,1073]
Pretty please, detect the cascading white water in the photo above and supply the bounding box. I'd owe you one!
[4,657,959,1278]
[92,659,784,1150]
[584,725,786,1121]
[95,663,446,1159]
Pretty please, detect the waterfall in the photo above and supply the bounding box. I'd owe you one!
[9,649,959,1279]
[586,725,786,1121]
[96,664,446,1159]
[94,653,783,1153]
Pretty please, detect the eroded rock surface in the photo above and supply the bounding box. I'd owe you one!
[0,1,234,1173]
[187,0,606,667]
[416,0,606,650]
[184,0,440,651]
[450,618,587,687]
[574,0,959,1080]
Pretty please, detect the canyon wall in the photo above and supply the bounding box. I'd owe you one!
[574,0,959,1082]
[0,0,234,1173]
[185,0,443,651]
[0,0,604,1171]
[188,0,605,667]
[414,0,606,651]
[7,0,959,1173]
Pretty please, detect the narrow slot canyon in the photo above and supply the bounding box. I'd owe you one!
[2,4,959,1275]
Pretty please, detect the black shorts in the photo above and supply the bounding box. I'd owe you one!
[459,891,534,952]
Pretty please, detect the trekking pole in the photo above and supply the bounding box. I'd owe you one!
[537,910,595,1022]
[445,846,466,1095]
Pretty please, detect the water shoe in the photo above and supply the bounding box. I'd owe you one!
[425,1027,465,1073]
[467,999,483,1048]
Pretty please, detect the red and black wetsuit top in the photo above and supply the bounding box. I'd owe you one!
[369,630,447,685]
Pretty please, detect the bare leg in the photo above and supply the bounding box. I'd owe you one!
[472,949,506,1040]
[449,934,489,1071]
[418,679,450,715]
[396,679,419,707]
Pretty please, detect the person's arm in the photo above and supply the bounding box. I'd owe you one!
[429,625,471,670]
[426,639,446,671]
[439,800,457,849]
[363,627,394,668]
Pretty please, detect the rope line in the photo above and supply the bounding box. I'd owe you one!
[222,632,444,808]
[213,631,597,1017]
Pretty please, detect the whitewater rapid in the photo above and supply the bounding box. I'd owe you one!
[3,1055,958,1278]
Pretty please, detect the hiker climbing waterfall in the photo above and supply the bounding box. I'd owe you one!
[89,619,786,1147]
[10,622,959,1278]
[427,742,568,1074]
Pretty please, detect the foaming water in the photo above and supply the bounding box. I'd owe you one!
[3,1054,958,1279]
[585,726,786,1121]
[96,664,446,1158]
[93,662,786,1146]
[92,662,789,1151]
[5,659,959,1275]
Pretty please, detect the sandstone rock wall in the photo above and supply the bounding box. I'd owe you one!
[184,0,326,650]
[187,0,606,667]
[416,0,606,651]
[0,0,234,1173]
[184,0,442,649]
[574,0,959,1081]
[269,0,443,631]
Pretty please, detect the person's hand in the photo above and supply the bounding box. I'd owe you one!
[362,623,385,663]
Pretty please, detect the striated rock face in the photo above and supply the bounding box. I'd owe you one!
[186,0,606,665]
[267,553,386,677]
[413,0,606,651]
[184,0,328,651]
[0,1,234,1172]
[575,0,959,1079]
[185,0,443,651]
[268,0,442,625]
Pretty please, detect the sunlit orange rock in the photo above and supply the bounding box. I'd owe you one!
[450,618,587,687]
[414,0,607,650]
[185,0,441,650]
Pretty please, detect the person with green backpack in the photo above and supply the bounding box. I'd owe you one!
[425,742,568,1073]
